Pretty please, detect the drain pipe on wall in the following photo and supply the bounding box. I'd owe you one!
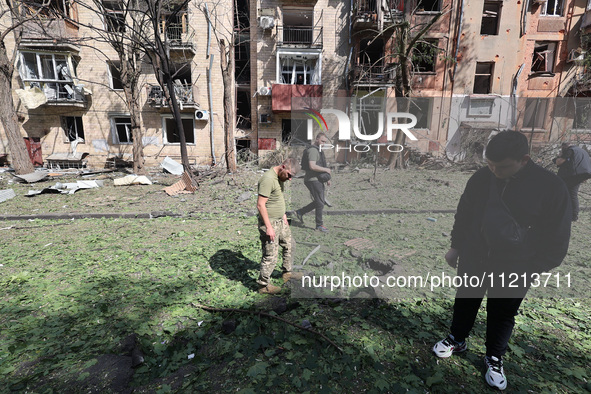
[205,4,216,165]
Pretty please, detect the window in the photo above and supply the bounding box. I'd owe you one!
[19,52,79,101]
[163,117,194,144]
[531,42,557,74]
[160,4,188,40]
[24,0,71,18]
[473,62,494,94]
[481,2,501,35]
[282,119,307,144]
[542,0,563,16]
[573,99,591,130]
[111,116,133,144]
[417,0,440,12]
[408,98,432,129]
[103,1,125,32]
[523,98,549,129]
[62,116,85,142]
[108,61,123,90]
[282,8,313,45]
[279,56,320,84]
[587,0,591,11]
[413,40,438,73]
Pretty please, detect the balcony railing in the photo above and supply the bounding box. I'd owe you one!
[24,80,86,105]
[351,64,396,85]
[148,83,195,107]
[276,26,322,48]
[161,24,195,52]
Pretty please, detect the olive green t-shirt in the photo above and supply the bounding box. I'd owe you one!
[304,147,320,182]
[258,168,285,220]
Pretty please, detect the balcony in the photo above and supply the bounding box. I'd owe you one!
[353,0,402,29]
[22,80,87,108]
[18,19,79,48]
[350,64,396,86]
[271,83,322,112]
[581,9,591,33]
[161,24,196,55]
[147,83,197,110]
[276,26,322,48]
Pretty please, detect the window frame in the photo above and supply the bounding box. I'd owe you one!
[102,0,125,32]
[480,1,502,36]
[110,115,133,144]
[161,116,195,145]
[473,62,494,94]
[412,40,438,74]
[542,0,563,17]
[531,41,557,75]
[416,0,440,13]
[62,116,85,142]
[276,49,322,85]
[108,60,124,90]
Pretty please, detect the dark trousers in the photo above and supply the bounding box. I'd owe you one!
[450,297,524,358]
[564,174,589,221]
[297,180,325,227]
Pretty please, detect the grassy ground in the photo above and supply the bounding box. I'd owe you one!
[0,166,590,392]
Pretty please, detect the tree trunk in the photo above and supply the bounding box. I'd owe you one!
[122,57,145,175]
[219,39,236,172]
[0,42,34,175]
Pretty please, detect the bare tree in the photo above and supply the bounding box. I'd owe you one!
[199,0,236,172]
[0,0,39,174]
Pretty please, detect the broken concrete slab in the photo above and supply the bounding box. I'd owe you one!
[0,189,16,203]
[113,175,153,186]
[12,170,49,183]
[160,156,184,175]
[163,171,197,196]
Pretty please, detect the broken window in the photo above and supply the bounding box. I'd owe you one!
[417,0,440,12]
[236,90,251,129]
[480,2,501,36]
[235,42,250,84]
[573,99,591,130]
[531,41,557,74]
[22,0,71,18]
[163,117,194,144]
[282,119,308,144]
[542,0,563,16]
[473,62,494,94]
[413,40,438,73]
[234,0,249,31]
[108,61,123,90]
[19,51,79,100]
[408,98,431,129]
[111,116,133,144]
[523,98,549,129]
[279,56,320,85]
[62,116,85,142]
[103,1,125,33]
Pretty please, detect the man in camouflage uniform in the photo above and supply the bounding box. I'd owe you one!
[256,158,300,294]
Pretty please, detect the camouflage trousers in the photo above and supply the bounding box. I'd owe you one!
[257,218,294,286]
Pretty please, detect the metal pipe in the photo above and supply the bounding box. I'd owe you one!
[208,54,216,165]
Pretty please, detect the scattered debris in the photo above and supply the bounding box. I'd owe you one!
[27,180,104,196]
[426,217,437,222]
[160,156,184,175]
[12,170,49,183]
[113,175,152,186]
[0,189,16,203]
[163,171,197,196]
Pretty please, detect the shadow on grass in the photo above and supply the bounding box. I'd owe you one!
[209,248,260,291]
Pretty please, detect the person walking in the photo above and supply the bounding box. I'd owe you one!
[292,133,332,232]
[553,142,591,221]
[433,131,572,390]
[256,158,300,294]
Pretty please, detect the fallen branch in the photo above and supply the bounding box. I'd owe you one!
[191,303,343,353]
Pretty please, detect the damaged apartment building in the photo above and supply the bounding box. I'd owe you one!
[1,0,591,169]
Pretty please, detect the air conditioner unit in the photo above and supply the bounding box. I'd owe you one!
[258,16,275,30]
[195,109,209,120]
[259,113,272,123]
[258,86,272,96]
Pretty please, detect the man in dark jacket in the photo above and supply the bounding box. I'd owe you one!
[433,131,571,390]
[554,143,591,221]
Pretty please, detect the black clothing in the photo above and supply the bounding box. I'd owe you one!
[448,160,571,359]
[451,160,571,276]
[299,180,325,227]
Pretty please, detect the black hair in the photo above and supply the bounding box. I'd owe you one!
[485,131,529,162]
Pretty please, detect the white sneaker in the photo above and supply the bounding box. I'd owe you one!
[432,335,467,358]
[485,355,507,390]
